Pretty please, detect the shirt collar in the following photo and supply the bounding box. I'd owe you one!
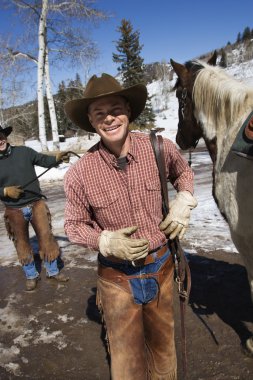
[0,144,12,159]
[98,132,138,168]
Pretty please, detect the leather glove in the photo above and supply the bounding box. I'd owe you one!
[4,186,24,199]
[55,151,70,163]
[159,191,198,240]
[99,226,149,261]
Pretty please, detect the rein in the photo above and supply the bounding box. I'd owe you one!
[150,130,191,379]
[22,150,81,198]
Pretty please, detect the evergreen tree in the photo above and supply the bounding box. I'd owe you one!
[113,19,155,128]
[242,26,251,41]
[220,49,227,68]
[236,32,241,43]
[55,81,70,135]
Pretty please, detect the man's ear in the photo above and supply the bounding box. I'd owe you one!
[88,113,93,124]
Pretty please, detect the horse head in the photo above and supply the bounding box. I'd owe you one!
[170,52,217,152]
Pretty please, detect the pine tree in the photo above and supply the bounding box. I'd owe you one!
[236,32,241,43]
[220,49,227,68]
[242,26,251,41]
[55,81,70,135]
[113,19,155,128]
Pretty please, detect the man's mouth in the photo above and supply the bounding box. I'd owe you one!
[103,125,120,132]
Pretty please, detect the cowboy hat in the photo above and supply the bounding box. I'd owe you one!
[0,125,12,137]
[64,73,148,133]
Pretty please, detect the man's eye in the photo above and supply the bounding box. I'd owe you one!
[95,112,104,118]
[113,108,122,114]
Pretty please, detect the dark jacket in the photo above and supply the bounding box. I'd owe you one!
[0,145,57,208]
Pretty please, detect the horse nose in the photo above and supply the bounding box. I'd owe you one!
[244,117,253,141]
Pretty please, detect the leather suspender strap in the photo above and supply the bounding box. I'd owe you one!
[149,130,191,379]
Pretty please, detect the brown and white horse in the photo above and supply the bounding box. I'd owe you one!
[171,52,253,355]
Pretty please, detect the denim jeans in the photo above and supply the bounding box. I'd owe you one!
[21,205,59,279]
[22,259,59,279]
[98,248,170,304]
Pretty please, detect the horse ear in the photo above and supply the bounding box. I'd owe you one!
[170,59,188,78]
[207,51,217,66]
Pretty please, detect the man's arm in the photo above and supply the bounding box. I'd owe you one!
[159,139,197,240]
[64,167,101,250]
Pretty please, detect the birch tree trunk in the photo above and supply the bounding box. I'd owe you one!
[45,47,59,150]
[37,0,48,151]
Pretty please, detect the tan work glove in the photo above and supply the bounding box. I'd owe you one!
[4,186,24,199]
[55,151,70,163]
[159,191,197,240]
[99,226,149,261]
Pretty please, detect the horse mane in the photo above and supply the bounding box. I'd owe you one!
[192,61,253,131]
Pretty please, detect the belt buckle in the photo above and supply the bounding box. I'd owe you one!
[131,258,145,267]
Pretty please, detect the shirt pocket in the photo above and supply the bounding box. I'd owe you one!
[87,191,119,228]
[144,178,162,217]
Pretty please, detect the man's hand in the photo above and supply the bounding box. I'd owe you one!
[55,151,70,163]
[99,226,149,261]
[159,191,198,240]
[4,186,24,199]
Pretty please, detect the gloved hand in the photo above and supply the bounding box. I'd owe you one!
[159,191,198,240]
[55,151,70,163]
[99,226,149,261]
[4,186,24,199]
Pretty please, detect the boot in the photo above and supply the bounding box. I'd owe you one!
[26,276,40,291]
[47,272,69,282]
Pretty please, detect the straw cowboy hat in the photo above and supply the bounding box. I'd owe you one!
[0,125,12,137]
[64,73,148,133]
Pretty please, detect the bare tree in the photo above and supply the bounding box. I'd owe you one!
[1,0,108,150]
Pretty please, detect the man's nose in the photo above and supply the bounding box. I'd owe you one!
[104,114,114,123]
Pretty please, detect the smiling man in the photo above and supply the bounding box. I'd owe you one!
[64,73,197,380]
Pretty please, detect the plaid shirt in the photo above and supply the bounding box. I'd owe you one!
[64,132,194,251]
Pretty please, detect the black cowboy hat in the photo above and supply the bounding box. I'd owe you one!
[64,73,148,133]
[0,125,12,137]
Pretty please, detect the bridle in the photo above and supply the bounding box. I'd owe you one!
[177,86,199,164]
[178,87,188,119]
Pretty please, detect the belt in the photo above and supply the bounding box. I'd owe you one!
[97,254,174,293]
[99,243,168,267]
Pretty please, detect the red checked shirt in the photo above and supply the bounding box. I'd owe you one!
[64,132,194,251]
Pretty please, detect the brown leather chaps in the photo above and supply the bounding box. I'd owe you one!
[96,255,177,380]
[4,199,60,265]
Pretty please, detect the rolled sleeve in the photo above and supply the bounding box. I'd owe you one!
[164,139,194,194]
[64,167,101,250]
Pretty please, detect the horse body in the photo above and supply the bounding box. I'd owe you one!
[171,54,253,354]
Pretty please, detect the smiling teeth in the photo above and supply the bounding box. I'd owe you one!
[105,126,118,131]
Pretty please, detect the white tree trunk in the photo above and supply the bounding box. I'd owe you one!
[37,0,48,151]
[45,47,59,150]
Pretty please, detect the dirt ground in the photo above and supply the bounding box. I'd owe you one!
[0,182,253,380]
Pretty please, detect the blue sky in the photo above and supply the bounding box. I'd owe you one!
[0,0,253,100]
[90,0,253,75]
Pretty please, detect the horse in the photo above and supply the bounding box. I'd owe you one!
[170,52,253,355]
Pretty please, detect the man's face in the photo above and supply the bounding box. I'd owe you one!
[88,95,131,146]
[0,133,7,152]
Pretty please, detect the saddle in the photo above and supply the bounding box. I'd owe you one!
[231,110,253,159]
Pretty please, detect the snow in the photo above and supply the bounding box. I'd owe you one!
[2,55,253,265]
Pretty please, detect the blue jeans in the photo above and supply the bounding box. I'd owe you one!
[98,248,170,304]
[22,259,59,279]
[21,205,59,279]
